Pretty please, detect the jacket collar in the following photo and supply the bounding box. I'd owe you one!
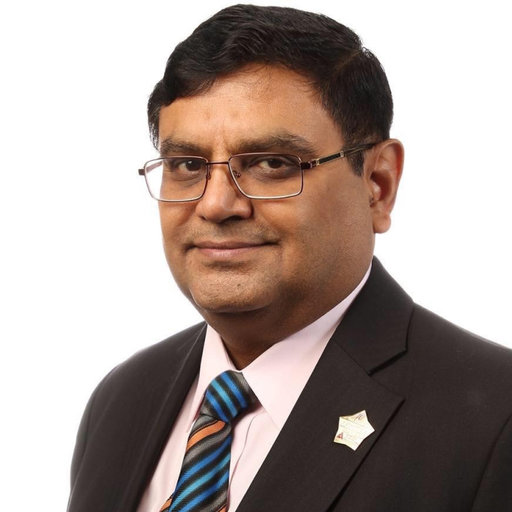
[237,258,412,512]
[336,257,413,374]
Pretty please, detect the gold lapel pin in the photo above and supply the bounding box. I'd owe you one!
[333,410,375,450]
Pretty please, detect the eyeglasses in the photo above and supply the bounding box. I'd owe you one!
[138,143,376,202]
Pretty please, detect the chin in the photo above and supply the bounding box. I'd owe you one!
[194,298,264,315]
[189,287,271,316]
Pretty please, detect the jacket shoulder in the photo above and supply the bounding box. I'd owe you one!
[103,321,207,389]
[80,321,205,418]
[410,304,512,370]
[404,304,512,411]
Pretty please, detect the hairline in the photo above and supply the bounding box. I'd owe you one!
[152,62,347,150]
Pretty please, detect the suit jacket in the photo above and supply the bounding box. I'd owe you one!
[67,259,512,511]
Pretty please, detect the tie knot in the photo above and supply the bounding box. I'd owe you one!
[200,370,256,423]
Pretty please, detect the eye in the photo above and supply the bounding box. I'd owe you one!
[169,158,204,173]
[251,155,297,170]
[241,154,300,179]
[161,158,206,184]
[259,157,289,169]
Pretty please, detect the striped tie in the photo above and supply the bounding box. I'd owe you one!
[160,370,256,512]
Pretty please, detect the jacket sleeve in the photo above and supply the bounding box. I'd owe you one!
[471,413,512,511]
[69,388,95,486]
[67,368,116,510]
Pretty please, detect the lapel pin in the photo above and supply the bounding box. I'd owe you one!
[333,410,375,450]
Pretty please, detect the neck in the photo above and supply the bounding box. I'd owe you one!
[201,309,291,369]
[200,296,340,369]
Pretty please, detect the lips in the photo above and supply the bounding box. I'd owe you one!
[189,239,274,261]
[194,240,267,250]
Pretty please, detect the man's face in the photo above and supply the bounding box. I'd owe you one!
[158,65,376,332]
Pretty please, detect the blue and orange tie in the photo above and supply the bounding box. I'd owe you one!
[160,370,256,512]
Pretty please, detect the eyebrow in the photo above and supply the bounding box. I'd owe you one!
[159,139,204,156]
[159,133,318,158]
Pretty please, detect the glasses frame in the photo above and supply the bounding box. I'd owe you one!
[138,142,377,202]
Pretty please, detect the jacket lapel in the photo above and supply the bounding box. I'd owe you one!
[119,324,207,511]
[237,259,413,511]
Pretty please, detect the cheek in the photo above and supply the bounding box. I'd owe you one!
[158,205,192,262]
[297,184,372,266]
[159,203,191,233]
[265,201,324,281]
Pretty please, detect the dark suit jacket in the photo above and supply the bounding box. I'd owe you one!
[67,259,512,511]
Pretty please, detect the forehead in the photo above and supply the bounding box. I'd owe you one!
[157,65,343,155]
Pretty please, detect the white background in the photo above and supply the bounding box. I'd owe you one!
[1,0,510,509]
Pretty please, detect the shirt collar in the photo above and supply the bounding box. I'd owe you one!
[186,264,371,429]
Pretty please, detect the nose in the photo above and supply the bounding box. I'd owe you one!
[194,162,253,223]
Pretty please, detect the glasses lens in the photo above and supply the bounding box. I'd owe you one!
[144,157,207,201]
[230,153,303,198]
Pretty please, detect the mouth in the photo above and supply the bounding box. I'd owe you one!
[190,239,275,260]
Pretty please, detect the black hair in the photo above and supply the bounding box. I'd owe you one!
[147,4,393,174]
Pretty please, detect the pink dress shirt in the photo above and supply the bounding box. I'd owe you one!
[137,266,370,512]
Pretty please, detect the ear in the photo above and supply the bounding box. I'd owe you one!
[364,139,404,234]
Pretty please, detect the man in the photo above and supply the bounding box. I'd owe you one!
[68,5,512,511]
